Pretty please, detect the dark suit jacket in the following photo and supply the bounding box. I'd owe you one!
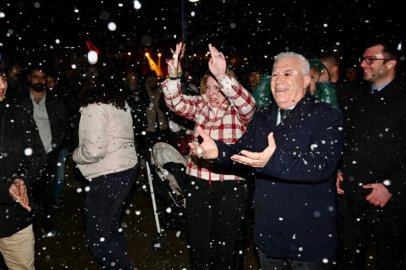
[339,77,406,228]
[216,92,344,261]
[12,89,68,152]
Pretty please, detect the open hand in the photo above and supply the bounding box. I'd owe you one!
[231,132,276,168]
[208,44,227,81]
[188,126,219,159]
[167,42,182,78]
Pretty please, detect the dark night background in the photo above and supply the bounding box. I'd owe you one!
[1,0,406,74]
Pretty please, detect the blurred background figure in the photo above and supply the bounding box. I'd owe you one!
[12,62,68,238]
[309,58,340,111]
[248,62,272,110]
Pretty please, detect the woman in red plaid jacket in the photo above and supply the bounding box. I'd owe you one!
[163,42,256,270]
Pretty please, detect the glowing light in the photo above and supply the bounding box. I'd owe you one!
[108,22,117,31]
[133,0,142,9]
[158,53,162,57]
[189,0,200,2]
[193,54,196,57]
[128,52,132,56]
[87,51,98,65]
[145,52,149,57]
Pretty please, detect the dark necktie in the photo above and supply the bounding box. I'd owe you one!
[279,108,290,121]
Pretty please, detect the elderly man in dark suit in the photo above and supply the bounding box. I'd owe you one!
[337,41,406,270]
[189,52,344,270]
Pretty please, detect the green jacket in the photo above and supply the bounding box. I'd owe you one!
[251,73,272,110]
[314,82,341,112]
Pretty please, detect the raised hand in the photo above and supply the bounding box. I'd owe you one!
[363,183,392,208]
[167,42,183,78]
[9,65,23,77]
[188,126,219,159]
[231,132,276,168]
[208,44,227,81]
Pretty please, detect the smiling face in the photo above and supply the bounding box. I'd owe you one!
[205,75,226,108]
[271,57,310,109]
[360,44,395,87]
[0,74,7,103]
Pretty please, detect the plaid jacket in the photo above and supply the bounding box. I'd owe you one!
[162,76,256,182]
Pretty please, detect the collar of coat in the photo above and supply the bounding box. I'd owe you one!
[255,91,315,131]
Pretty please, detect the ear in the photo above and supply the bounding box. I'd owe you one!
[387,60,396,70]
[303,75,311,89]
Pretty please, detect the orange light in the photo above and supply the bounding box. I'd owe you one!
[158,53,162,57]
[145,52,150,57]
[128,52,132,56]
[193,54,197,57]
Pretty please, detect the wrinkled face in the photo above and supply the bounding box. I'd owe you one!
[28,69,47,92]
[271,57,310,109]
[249,72,263,89]
[46,77,58,91]
[206,76,226,108]
[0,74,7,103]
[360,45,392,84]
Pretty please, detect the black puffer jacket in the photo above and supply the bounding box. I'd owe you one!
[0,99,46,238]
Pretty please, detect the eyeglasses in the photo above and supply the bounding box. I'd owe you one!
[359,57,393,65]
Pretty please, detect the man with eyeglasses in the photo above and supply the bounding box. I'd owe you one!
[337,41,406,269]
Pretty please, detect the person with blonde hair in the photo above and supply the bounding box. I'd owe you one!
[163,42,256,270]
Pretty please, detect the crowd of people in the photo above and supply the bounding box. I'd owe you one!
[0,38,405,270]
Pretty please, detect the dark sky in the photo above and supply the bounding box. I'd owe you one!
[1,0,405,71]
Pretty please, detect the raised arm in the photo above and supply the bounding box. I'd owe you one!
[208,44,256,125]
[163,42,203,122]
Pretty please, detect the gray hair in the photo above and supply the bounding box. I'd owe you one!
[274,52,310,75]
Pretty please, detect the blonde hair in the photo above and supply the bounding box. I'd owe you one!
[199,70,238,95]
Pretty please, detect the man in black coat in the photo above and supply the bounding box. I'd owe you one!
[337,41,406,270]
[13,64,67,236]
[189,51,344,269]
[0,61,46,269]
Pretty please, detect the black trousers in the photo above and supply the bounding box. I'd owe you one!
[85,167,137,270]
[186,176,248,270]
[33,150,59,232]
[339,214,405,270]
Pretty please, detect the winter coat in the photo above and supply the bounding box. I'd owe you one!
[162,76,256,182]
[339,77,406,228]
[73,103,137,179]
[12,89,68,152]
[215,92,344,260]
[313,82,341,111]
[0,99,46,238]
[251,73,272,110]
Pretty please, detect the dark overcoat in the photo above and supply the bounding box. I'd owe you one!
[216,92,344,261]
